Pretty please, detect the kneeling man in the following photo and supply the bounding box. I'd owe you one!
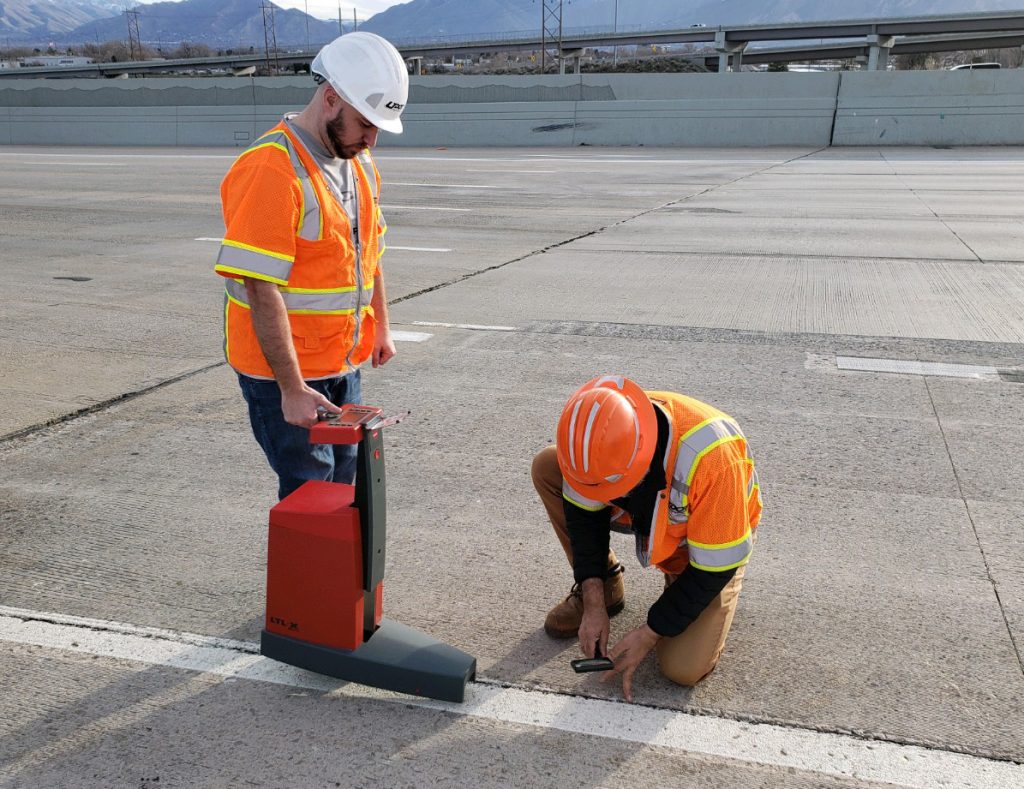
[532,376,762,701]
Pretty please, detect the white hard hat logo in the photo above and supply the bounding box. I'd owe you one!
[385,101,404,110]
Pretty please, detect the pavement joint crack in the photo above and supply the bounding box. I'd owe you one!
[0,361,226,447]
[922,376,1024,678]
[391,148,829,307]
[880,149,987,264]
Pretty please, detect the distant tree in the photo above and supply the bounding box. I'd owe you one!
[767,61,788,72]
[894,52,934,70]
[172,41,215,59]
[79,40,155,62]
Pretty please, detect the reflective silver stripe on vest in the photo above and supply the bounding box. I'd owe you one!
[687,531,754,571]
[355,150,379,203]
[255,130,321,242]
[668,417,746,522]
[747,465,760,500]
[225,278,372,314]
[561,480,606,513]
[216,243,293,282]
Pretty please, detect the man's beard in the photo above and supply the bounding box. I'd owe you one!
[326,113,361,160]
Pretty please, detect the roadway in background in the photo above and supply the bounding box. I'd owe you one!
[0,144,1022,787]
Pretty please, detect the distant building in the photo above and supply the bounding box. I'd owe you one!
[21,56,94,68]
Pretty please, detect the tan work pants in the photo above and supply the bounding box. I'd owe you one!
[531,445,747,686]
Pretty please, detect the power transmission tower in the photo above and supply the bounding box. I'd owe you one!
[540,0,563,74]
[125,7,142,61]
[261,1,280,75]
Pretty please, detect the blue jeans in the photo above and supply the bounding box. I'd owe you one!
[238,370,362,500]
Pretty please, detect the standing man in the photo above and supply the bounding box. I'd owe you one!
[532,376,762,702]
[215,33,408,499]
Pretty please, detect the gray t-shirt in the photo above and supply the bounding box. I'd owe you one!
[285,116,358,242]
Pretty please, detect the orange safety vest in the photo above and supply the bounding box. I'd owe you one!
[214,121,385,379]
[563,392,762,575]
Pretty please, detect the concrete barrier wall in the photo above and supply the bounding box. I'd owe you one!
[832,70,1024,146]
[0,70,1021,148]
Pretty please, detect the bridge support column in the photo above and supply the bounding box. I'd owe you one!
[558,49,584,75]
[866,35,895,71]
[715,31,747,73]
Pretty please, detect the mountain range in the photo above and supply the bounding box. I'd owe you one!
[363,1,1024,41]
[2,0,1021,48]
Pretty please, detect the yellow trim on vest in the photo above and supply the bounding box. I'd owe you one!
[287,308,356,316]
[678,416,717,445]
[688,530,752,552]
[237,141,290,161]
[685,434,745,488]
[221,238,295,263]
[215,265,288,286]
[562,493,607,512]
[223,295,231,361]
[226,291,250,310]
[280,285,357,294]
[295,176,306,237]
[690,554,752,573]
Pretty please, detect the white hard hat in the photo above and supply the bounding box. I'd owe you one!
[311,32,408,134]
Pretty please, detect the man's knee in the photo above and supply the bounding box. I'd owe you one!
[531,445,560,490]
[659,652,721,687]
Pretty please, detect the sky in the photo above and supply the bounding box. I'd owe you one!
[132,1,405,21]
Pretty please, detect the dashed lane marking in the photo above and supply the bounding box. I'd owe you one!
[388,182,505,190]
[390,331,433,343]
[384,204,472,212]
[0,607,1020,789]
[411,321,517,332]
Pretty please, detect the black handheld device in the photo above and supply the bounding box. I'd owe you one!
[571,644,614,674]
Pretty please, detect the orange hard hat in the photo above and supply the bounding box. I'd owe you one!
[556,376,657,501]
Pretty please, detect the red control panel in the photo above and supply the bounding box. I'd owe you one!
[309,404,383,445]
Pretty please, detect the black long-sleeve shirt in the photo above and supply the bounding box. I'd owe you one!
[564,405,736,638]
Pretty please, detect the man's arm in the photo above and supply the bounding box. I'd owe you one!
[647,566,736,637]
[370,271,395,368]
[245,278,341,427]
[565,500,613,658]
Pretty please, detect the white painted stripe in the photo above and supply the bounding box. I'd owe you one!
[195,237,222,242]
[390,330,433,343]
[384,204,472,212]
[1,607,1020,789]
[469,169,557,174]
[17,161,126,167]
[389,182,504,190]
[411,321,517,332]
[0,152,234,160]
[836,356,1000,380]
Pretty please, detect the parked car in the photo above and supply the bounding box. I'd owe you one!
[949,62,1001,70]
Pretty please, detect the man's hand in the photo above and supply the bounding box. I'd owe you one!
[602,624,662,703]
[280,384,342,428]
[372,325,396,368]
[577,577,610,659]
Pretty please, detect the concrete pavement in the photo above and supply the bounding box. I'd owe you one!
[1,144,1022,787]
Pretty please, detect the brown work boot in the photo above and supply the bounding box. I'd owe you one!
[543,563,625,639]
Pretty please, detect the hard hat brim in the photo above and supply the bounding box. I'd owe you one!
[372,115,404,134]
